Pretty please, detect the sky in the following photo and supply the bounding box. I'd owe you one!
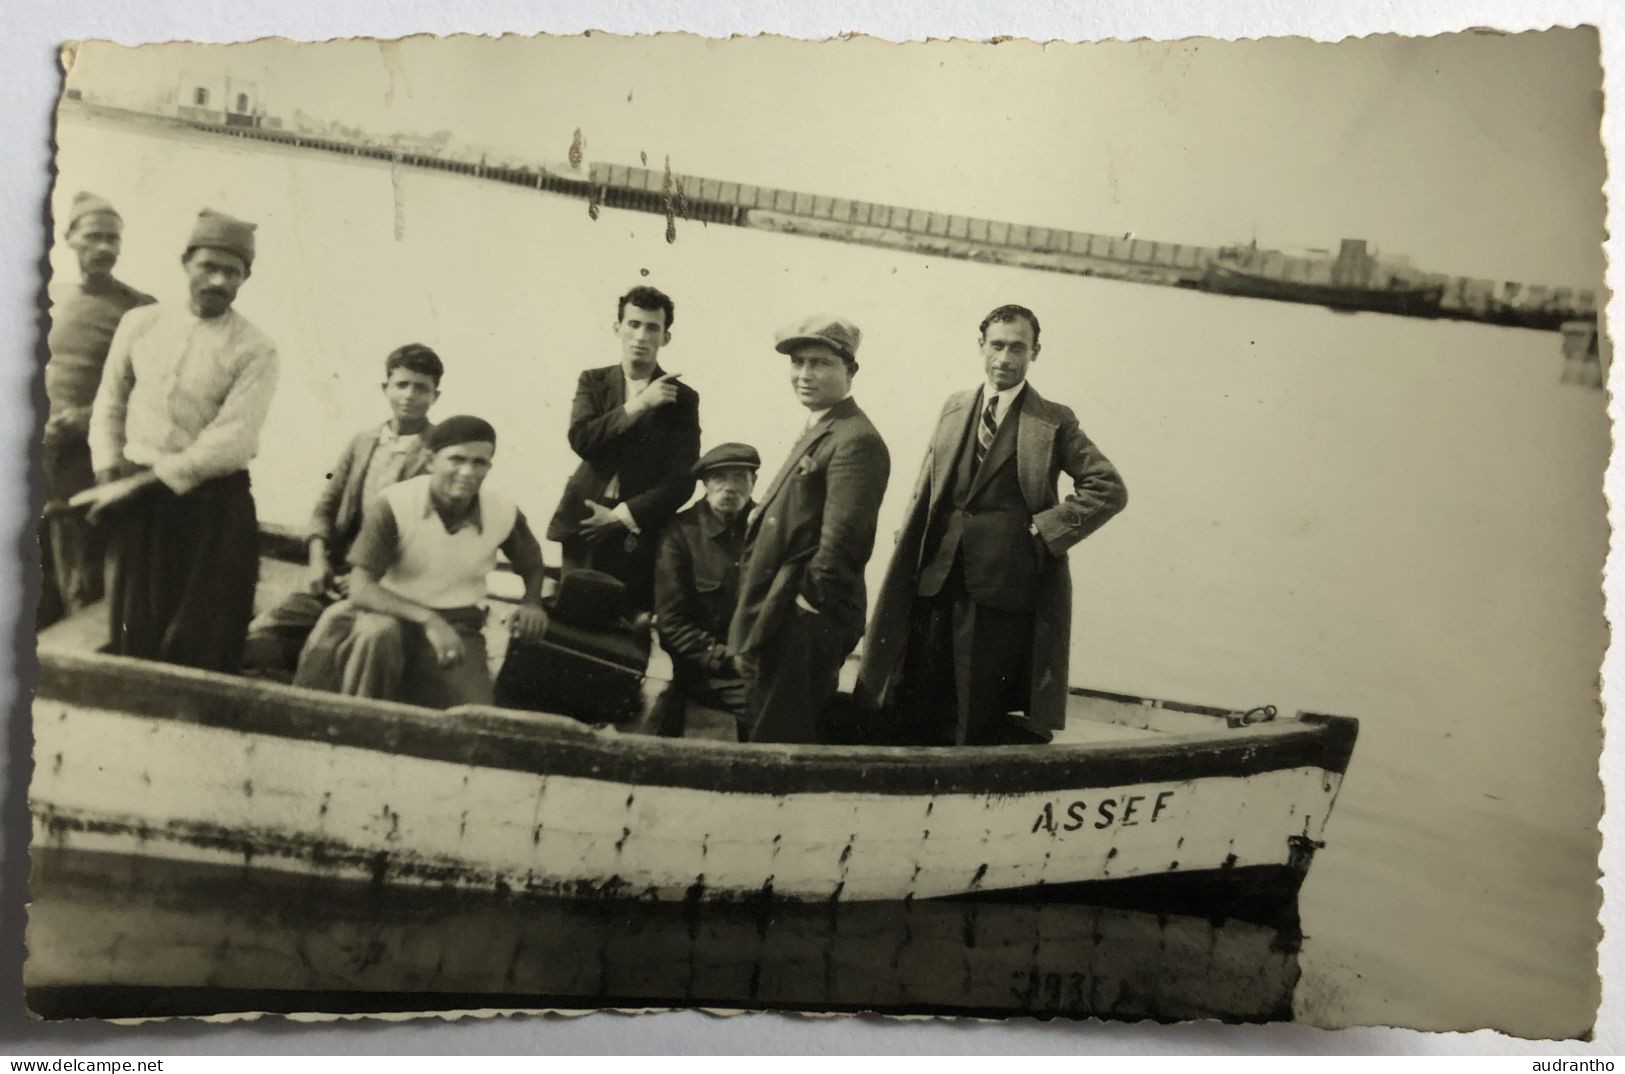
[62,28,1605,287]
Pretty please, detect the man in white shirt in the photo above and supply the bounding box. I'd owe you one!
[856,304,1128,745]
[294,415,548,708]
[75,208,278,672]
[544,286,700,613]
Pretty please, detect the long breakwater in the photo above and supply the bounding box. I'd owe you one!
[85,101,1597,331]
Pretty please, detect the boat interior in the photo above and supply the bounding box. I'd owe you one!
[35,524,1285,751]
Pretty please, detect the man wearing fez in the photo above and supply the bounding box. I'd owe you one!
[857,304,1127,745]
[729,317,890,744]
[78,209,277,672]
[40,192,155,624]
[653,442,760,738]
[294,416,549,708]
[546,286,700,611]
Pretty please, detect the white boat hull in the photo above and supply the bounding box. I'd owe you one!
[29,652,1354,914]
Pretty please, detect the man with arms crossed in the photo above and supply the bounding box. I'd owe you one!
[729,316,890,745]
[857,304,1127,745]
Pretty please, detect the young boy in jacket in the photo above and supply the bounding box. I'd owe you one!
[241,343,443,678]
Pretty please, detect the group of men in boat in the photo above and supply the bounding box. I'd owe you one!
[41,193,1129,747]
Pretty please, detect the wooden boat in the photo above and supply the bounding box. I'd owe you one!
[26,539,1358,1015]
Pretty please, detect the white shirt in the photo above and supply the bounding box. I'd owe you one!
[804,390,853,430]
[89,303,279,495]
[604,373,654,531]
[980,379,1027,432]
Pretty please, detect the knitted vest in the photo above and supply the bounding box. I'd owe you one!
[378,475,517,610]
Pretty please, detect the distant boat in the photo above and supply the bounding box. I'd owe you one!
[1201,239,1446,318]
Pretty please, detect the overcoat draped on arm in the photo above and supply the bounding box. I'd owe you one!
[855,384,1127,732]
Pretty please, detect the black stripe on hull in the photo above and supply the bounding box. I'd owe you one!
[26,847,1304,1024]
[36,652,1359,797]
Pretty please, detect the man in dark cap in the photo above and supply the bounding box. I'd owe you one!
[546,285,700,612]
[729,316,890,744]
[74,208,277,673]
[652,442,761,738]
[39,192,155,625]
[294,416,549,708]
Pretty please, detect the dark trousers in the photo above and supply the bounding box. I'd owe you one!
[39,438,104,626]
[107,470,259,673]
[655,663,750,739]
[743,606,856,745]
[896,563,1036,746]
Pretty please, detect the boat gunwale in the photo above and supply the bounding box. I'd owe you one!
[33,649,1359,796]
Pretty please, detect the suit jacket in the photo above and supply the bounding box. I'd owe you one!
[856,382,1126,730]
[308,422,437,571]
[729,397,890,656]
[915,384,1046,611]
[546,363,701,542]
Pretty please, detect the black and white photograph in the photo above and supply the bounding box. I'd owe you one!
[20,27,1608,1039]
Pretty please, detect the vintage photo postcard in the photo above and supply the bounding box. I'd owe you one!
[23,29,1607,1038]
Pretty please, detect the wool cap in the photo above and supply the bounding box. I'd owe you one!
[67,191,120,232]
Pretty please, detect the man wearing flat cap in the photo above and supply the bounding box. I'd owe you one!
[294,416,549,708]
[652,442,761,738]
[729,316,890,744]
[857,304,1127,745]
[76,208,278,672]
[39,192,155,625]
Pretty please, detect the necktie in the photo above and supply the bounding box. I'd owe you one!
[975,394,998,468]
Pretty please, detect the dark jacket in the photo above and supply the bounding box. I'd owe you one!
[545,363,701,542]
[729,397,890,655]
[654,498,752,683]
[308,423,437,571]
[856,383,1126,731]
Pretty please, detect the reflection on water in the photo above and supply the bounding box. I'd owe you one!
[26,849,1298,1023]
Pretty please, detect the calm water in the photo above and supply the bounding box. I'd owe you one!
[48,112,1610,1036]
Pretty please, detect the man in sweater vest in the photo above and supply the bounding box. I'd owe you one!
[40,192,155,625]
[293,416,549,708]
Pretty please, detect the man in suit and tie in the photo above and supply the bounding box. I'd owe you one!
[546,286,701,612]
[729,316,890,744]
[857,304,1127,745]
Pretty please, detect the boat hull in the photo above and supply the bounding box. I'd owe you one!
[30,652,1354,916]
[25,843,1302,1023]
